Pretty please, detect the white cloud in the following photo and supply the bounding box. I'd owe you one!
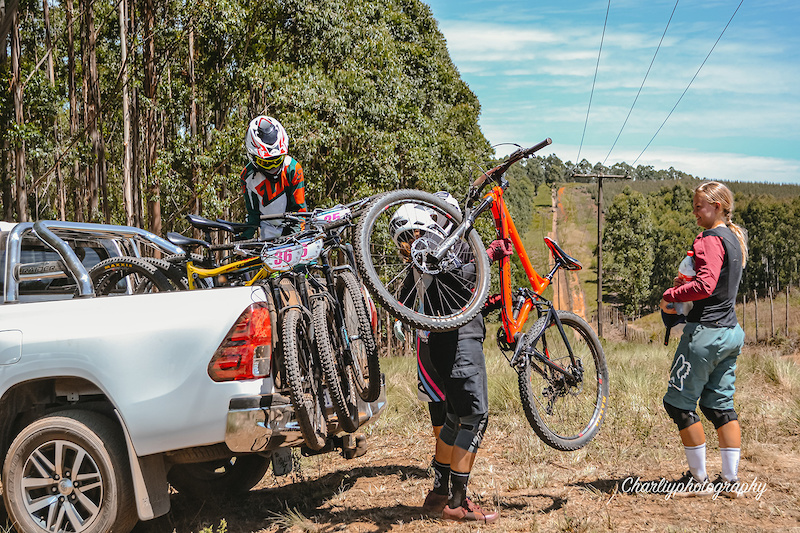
[429,1,800,185]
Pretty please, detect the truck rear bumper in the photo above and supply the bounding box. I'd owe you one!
[224,381,387,453]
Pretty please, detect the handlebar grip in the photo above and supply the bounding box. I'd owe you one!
[470,171,492,189]
[525,137,552,156]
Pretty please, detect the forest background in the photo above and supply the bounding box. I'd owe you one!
[2,0,799,319]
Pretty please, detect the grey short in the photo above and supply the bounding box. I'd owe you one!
[663,322,745,412]
[427,330,489,418]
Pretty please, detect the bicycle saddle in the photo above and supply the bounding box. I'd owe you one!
[186,214,234,233]
[544,237,582,271]
[166,231,210,249]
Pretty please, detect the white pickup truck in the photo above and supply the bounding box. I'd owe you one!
[0,220,384,533]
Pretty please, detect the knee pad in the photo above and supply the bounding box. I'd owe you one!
[663,400,700,431]
[439,413,458,447]
[699,405,738,429]
[428,401,447,428]
[453,412,489,453]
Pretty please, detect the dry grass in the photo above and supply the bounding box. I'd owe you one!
[126,335,800,533]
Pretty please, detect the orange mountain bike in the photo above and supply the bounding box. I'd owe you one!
[354,139,608,450]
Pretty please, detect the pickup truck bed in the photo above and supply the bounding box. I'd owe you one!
[0,221,385,533]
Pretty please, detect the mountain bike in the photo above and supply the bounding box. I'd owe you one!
[171,204,380,445]
[256,205,382,434]
[354,139,609,450]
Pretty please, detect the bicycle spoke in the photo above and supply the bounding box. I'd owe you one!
[517,311,608,451]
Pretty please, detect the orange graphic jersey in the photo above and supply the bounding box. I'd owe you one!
[240,157,306,239]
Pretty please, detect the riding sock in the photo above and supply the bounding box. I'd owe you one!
[684,443,707,481]
[432,459,451,496]
[448,470,470,508]
[720,448,741,482]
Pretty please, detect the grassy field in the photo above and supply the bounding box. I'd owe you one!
[127,324,800,533]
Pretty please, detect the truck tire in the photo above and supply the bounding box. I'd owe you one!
[167,454,272,499]
[2,410,138,533]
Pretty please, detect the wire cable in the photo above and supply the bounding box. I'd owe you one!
[576,0,612,166]
[602,0,680,166]
[632,0,745,167]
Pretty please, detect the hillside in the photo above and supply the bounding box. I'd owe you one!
[530,179,800,353]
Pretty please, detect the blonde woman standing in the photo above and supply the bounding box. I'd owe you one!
[660,181,749,498]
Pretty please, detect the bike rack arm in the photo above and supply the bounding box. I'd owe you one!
[33,221,96,298]
[4,222,33,303]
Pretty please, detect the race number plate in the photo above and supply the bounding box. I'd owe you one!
[314,206,352,224]
[297,237,324,263]
[261,243,303,272]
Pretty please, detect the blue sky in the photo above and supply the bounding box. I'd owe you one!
[424,0,800,184]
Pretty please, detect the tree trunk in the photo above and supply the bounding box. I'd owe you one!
[82,0,108,222]
[128,2,142,227]
[66,0,82,222]
[11,7,27,221]
[43,0,66,220]
[144,0,161,235]
[1,0,12,220]
[119,0,133,225]
[189,25,200,225]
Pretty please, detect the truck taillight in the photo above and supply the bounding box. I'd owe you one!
[208,303,272,382]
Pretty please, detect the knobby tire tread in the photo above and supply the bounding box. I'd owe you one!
[312,295,360,433]
[336,270,381,402]
[88,256,175,295]
[282,307,328,451]
[517,311,609,451]
[354,189,490,332]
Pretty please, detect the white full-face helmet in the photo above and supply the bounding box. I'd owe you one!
[245,116,289,178]
[388,191,460,247]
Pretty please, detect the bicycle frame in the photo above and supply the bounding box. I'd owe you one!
[184,255,268,290]
[488,182,558,344]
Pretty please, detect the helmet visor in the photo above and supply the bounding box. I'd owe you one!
[254,154,284,172]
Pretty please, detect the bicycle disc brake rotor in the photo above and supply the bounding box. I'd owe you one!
[409,236,454,275]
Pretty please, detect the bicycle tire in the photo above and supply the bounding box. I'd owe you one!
[336,270,381,402]
[88,256,176,295]
[141,257,191,290]
[163,253,216,289]
[312,293,360,433]
[516,311,609,451]
[281,292,328,451]
[354,189,490,332]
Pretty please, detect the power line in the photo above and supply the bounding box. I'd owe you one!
[602,0,680,166]
[576,0,611,166]
[632,0,745,167]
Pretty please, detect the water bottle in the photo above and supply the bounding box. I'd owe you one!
[675,251,695,315]
[677,251,695,283]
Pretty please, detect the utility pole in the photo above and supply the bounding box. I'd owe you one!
[572,172,630,337]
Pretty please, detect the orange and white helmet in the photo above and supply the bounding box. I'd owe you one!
[245,116,288,175]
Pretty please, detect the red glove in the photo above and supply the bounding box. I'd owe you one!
[486,238,513,263]
[482,293,503,316]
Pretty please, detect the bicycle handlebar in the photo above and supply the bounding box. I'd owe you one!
[469,138,553,192]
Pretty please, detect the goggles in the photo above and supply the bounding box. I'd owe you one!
[254,154,285,172]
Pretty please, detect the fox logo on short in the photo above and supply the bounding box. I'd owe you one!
[669,354,692,391]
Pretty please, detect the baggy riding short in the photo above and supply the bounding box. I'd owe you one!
[663,322,745,412]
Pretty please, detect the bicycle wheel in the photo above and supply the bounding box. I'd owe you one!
[354,189,490,332]
[312,292,360,433]
[88,256,176,295]
[163,253,216,289]
[516,311,609,451]
[142,257,191,290]
[280,285,328,451]
[335,270,381,402]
